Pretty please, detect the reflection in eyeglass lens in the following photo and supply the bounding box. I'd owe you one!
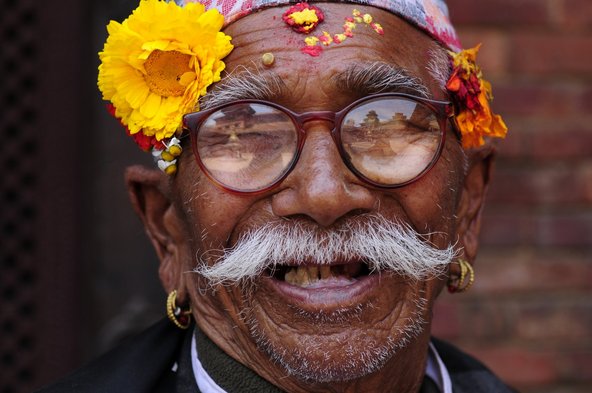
[197,103,297,190]
[341,98,440,185]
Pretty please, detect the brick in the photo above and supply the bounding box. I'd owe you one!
[537,213,592,247]
[493,83,583,117]
[475,248,592,293]
[462,346,559,386]
[494,117,592,161]
[512,301,592,344]
[480,210,592,247]
[487,169,537,205]
[561,0,592,31]
[502,129,592,161]
[580,85,592,114]
[499,116,590,136]
[479,210,536,246]
[583,164,592,202]
[448,0,551,27]
[564,352,592,380]
[432,301,461,339]
[495,123,525,158]
[532,130,592,160]
[487,164,591,205]
[458,300,510,340]
[510,33,592,76]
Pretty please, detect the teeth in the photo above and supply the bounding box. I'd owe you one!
[282,264,365,287]
[284,265,335,287]
[295,265,311,286]
[285,266,318,287]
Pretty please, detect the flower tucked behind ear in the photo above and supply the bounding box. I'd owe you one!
[98,0,233,151]
[446,44,507,148]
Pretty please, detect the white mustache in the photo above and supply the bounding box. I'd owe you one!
[196,214,458,285]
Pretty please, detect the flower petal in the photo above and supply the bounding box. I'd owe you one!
[97,0,233,155]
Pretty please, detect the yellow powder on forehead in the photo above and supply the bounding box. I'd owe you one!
[289,9,319,25]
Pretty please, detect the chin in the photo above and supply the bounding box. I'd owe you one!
[241,278,430,383]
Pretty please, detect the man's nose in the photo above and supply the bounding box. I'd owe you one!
[271,124,376,227]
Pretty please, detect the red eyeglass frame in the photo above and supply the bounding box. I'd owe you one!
[182,92,456,196]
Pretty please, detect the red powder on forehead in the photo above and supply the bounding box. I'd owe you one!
[301,45,323,57]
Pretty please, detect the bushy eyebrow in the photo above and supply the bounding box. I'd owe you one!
[198,65,287,110]
[332,61,430,98]
[198,61,430,110]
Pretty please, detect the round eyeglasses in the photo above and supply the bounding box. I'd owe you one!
[183,93,455,195]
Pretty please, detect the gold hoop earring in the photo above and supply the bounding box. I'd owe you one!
[448,259,475,293]
[166,290,192,329]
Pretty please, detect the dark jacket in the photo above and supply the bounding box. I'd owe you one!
[38,318,516,393]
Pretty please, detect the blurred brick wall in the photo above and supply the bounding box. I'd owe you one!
[432,1,592,392]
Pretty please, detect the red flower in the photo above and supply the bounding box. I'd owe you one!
[126,128,164,151]
[106,104,164,151]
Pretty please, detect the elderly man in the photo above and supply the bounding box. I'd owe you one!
[41,0,512,392]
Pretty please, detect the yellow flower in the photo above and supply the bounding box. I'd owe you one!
[98,0,233,141]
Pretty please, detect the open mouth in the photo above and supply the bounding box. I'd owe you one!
[267,262,373,288]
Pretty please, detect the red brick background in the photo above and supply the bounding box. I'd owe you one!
[432,1,592,392]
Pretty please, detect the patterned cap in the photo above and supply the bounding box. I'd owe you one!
[176,0,461,51]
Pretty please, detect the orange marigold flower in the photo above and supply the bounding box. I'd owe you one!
[447,44,508,148]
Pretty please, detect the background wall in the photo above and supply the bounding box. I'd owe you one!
[0,0,590,392]
[433,1,592,392]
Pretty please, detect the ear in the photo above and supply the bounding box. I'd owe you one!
[454,147,496,265]
[125,165,190,302]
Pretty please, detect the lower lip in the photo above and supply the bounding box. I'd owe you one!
[262,273,381,309]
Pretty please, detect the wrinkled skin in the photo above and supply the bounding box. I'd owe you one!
[126,5,494,393]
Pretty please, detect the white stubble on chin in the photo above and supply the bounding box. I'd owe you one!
[243,291,429,383]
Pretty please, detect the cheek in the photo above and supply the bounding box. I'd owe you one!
[392,141,465,243]
[175,160,276,258]
[173,156,248,251]
[192,188,250,250]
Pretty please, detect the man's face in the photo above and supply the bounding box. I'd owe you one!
[169,4,468,390]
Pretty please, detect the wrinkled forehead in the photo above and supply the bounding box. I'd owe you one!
[203,5,447,111]
[176,0,461,51]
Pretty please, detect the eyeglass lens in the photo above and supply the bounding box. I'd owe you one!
[195,97,442,192]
